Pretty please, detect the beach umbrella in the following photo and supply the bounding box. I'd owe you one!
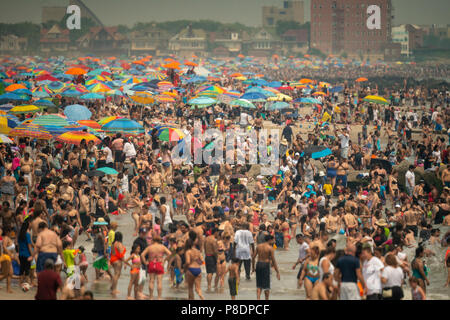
[230,99,256,109]
[265,101,290,110]
[97,167,118,175]
[0,93,28,103]
[156,95,176,103]
[157,127,184,142]
[0,115,19,134]
[162,62,181,69]
[8,123,53,140]
[356,77,368,82]
[64,104,92,121]
[299,78,314,84]
[267,94,292,102]
[240,92,267,101]
[98,116,122,126]
[184,60,198,67]
[77,120,102,130]
[0,134,13,144]
[34,99,56,107]
[5,84,27,92]
[295,97,322,104]
[363,95,389,105]
[80,93,104,100]
[9,105,40,114]
[188,97,217,107]
[303,145,332,159]
[32,114,71,127]
[55,131,100,146]
[129,92,155,105]
[65,68,87,75]
[101,118,145,135]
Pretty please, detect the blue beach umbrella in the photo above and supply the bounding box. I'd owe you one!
[64,104,92,121]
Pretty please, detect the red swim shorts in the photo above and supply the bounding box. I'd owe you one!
[148,261,164,275]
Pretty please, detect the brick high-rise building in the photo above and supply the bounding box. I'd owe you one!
[310,0,393,57]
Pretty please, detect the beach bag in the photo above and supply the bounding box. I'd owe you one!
[138,268,147,285]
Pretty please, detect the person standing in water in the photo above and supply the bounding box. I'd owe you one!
[184,238,205,300]
[252,234,280,300]
[140,235,171,300]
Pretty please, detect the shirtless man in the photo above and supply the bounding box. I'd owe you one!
[149,169,163,194]
[204,228,219,291]
[326,209,340,234]
[343,210,358,234]
[311,272,336,300]
[252,234,280,300]
[34,222,64,273]
[60,179,74,203]
[79,187,92,240]
[30,210,46,243]
[140,235,171,300]
[20,152,34,188]
[311,232,328,253]
[404,206,418,237]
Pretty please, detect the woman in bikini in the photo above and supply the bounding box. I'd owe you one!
[125,244,141,300]
[110,232,129,297]
[184,238,204,300]
[326,156,338,187]
[299,246,321,300]
[216,235,227,289]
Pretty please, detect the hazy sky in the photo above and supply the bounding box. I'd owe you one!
[0,0,448,27]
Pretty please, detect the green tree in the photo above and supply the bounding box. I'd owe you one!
[275,21,310,36]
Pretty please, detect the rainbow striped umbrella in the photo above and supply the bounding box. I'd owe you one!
[55,131,100,146]
[157,127,184,142]
[9,123,52,140]
[98,116,122,126]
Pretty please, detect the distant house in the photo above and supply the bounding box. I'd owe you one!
[392,25,424,57]
[280,29,309,55]
[169,25,207,58]
[129,24,169,56]
[0,35,28,53]
[40,24,70,53]
[77,26,129,55]
[209,31,249,57]
[244,29,281,57]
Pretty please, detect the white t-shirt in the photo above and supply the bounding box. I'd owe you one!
[338,133,349,149]
[319,256,335,281]
[298,242,309,261]
[405,170,415,189]
[123,142,136,158]
[103,146,114,164]
[381,265,404,288]
[234,229,254,260]
[362,256,384,295]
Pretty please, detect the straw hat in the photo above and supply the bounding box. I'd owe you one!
[319,171,325,177]
[62,178,70,184]
[280,138,288,145]
[376,219,388,227]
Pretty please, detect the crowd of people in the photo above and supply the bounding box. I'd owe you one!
[0,55,449,301]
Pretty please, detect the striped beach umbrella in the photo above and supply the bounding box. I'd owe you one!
[9,123,52,140]
[55,131,100,146]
